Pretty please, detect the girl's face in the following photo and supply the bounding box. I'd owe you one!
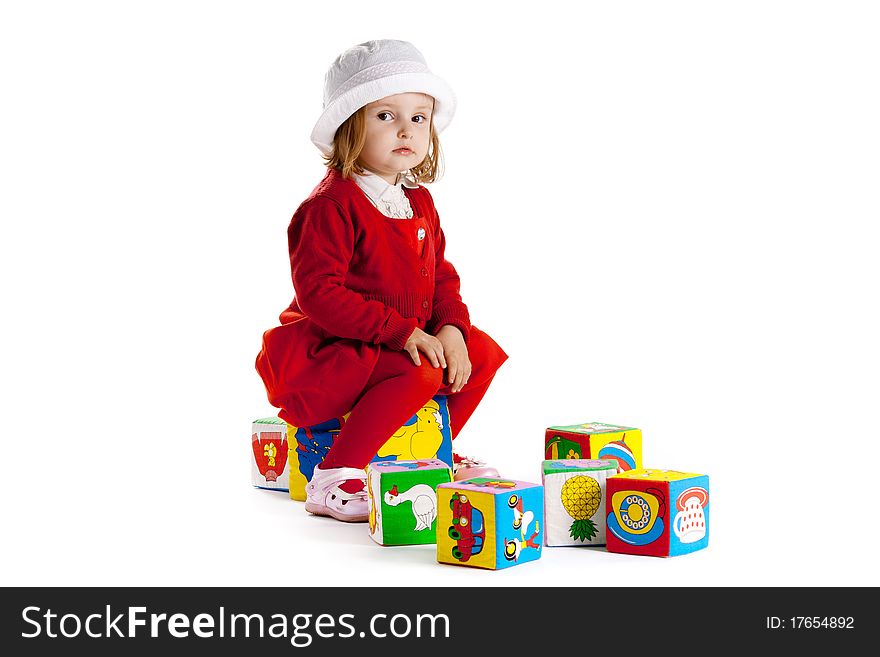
[359,93,434,185]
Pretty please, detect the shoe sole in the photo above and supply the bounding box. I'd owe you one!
[304,500,368,523]
[453,468,501,482]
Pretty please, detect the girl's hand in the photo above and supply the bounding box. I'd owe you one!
[436,325,471,393]
[404,327,447,369]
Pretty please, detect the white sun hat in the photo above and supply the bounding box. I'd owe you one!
[310,39,456,156]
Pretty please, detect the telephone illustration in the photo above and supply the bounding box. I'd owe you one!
[607,488,666,546]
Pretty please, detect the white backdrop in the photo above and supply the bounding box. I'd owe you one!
[2,0,878,587]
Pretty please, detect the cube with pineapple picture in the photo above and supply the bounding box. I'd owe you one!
[543,459,618,547]
[605,468,710,557]
[544,422,642,473]
[366,459,452,546]
[436,478,543,570]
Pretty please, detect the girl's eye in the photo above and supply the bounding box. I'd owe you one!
[412,115,428,124]
[377,111,393,121]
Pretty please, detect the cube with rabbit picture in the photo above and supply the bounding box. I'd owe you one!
[605,468,710,557]
[285,395,453,501]
[436,478,543,570]
[366,459,452,546]
[542,459,618,547]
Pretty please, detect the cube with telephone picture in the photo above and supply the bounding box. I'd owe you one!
[605,468,710,557]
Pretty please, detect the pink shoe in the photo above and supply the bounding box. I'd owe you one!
[304,466,369,522]
[452,453,500,481]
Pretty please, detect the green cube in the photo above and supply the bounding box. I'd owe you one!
[367,459,452,546]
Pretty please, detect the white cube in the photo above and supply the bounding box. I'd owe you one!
[251,417,290,491]
[542,459,617,546]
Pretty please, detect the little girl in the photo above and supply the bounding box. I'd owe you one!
[256,40,507,522]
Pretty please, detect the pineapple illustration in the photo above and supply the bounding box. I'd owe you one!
[561,475,602,542]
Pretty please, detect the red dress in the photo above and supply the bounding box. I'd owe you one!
[256,168,507,427]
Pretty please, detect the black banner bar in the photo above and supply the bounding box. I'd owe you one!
[0,587,869,653]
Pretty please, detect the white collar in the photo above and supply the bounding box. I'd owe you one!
[353,171,418,203]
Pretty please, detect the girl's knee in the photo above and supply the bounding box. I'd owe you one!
[407,359,444,395]
[466,327,508,381]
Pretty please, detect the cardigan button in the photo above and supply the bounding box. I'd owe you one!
[420,267,428,277]
[422,300,429,309]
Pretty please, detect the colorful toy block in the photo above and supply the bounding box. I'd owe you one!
[251,417,290,492]
[277,395,453,501]
[605,468,710,557]
[542,459,618,547]
[544,421,642,473]
[436,478,544,570]
[366,459,452,546]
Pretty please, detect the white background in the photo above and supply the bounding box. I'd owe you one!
[1,0,878,587]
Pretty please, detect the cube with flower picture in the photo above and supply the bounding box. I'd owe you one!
[436,478,543,570]
[544,422,642,473]
[251,417,290,492]
[542,459,618,547]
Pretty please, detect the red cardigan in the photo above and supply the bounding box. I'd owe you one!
[280,167,471,349]
[256,167,474,426]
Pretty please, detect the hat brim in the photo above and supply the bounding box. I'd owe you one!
[310,72,456,156]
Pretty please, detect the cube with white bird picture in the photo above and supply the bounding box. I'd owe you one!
[366,459,452,546]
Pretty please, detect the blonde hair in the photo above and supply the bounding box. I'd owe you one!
[322,106,444,184]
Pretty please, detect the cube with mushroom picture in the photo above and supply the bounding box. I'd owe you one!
[544,422,642,473]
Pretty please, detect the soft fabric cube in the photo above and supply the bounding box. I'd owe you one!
[542,459,618,547]
[251,417,290,492]
[436,478,544,570]
[282,395,453,501]
[367,459,452,546]
[544,421,643,473]
[605,468,710,557]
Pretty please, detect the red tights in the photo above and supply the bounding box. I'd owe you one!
[320,348,496,470]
